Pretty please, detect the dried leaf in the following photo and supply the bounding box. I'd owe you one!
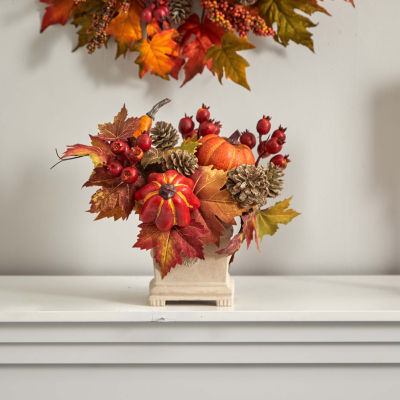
[134,221,207,277]
[40,0,74,33]
[98,104,140,141]
[242,213,260,252]
[62,135,113,167]
[140,147,163,169]
[190,166,246,246]
[175,136,201,154]
[206,32,255,90]
[174,15,225,85]
[132,29,178,79]
[256,197,300,239]
[216,232,244,255]
[258,0,328,51]
[107,1,143,54]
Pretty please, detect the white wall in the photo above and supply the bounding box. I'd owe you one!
[0,0,399,275]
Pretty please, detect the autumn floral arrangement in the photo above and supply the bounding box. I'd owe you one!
[54,99,299,277]
[40,0,354,89]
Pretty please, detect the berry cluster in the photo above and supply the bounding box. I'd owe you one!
[254,116,290,169]
[141,0,170,24]
[105,133,152,184]
[200,0,274,37]
[178,104,221,139]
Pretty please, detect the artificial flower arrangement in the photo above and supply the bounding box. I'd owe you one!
[40,0,354,90]
[54,99,299,277]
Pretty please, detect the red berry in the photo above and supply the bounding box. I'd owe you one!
[213,121,222,135]
[270,154,290,169]
[178,115,195,135]
[182,130,196,140]
[256,115,271,135]
[127,146,144,164]
[153,5,169,21]
[240,130,256,149]
[196,104,210,123]
[265,137,282,154]
[199,121,216,137]
[136,133,152,152]
[271,126,287,145]
[107,161,123,177]
[111,140,129,155]
[141,8,153,23]
[257,141,269,158]
[121,167,139,184]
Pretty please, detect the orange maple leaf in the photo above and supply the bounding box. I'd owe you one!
[134,222,207,277]
[40,0,74,33]
[107,2,143,45]
[132,29,178,79]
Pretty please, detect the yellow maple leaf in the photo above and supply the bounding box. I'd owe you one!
[256,197,300,239]
[132,29,178,79]
[206,32,255,90]
[107,1,143,45]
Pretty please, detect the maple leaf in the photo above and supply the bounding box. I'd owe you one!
[258,0,328,51]
[98,104,140,141]
[242,213,260,252]
[140,147,163,169]
[132,29,178,79]
[256,197,300,239]
[62,135,113,167]
[174,15,225,85]
[216,232,244,256]
[40,0,75,33]
[190,166,246,246]
[175,136,201,154]
[107,1,143,58]
[206,32,255,90]
[134,221,207,277]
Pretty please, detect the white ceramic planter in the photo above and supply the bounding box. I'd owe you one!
[149,234,234,307]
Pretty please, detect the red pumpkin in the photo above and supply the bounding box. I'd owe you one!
[197,134,255,171]
[134,170,200,232]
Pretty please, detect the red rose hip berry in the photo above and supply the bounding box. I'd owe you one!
[199,121,216,137]
[240,130,256,149]
[178,115,195,135]
[272,126,287,145]
[256,115,271,135]
[141,8,153,23]
[153,5,169,21]
[257,141,269,158]
[107,161,123,177]
[270,154,290,169]
[265,137,282,154]
[136,133,152,152]
[111,140,129,156]
[196,104,210,123]
[121,167,139,184]
[127,146,144,164]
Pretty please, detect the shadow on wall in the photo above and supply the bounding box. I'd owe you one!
[372,85,400,273]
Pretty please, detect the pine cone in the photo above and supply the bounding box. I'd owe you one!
[226,164,269,208]
[151,121,179,151]
[266,162,285,198]
[169,0,192,26]
[162,149,199,176]
[235,0,258,5]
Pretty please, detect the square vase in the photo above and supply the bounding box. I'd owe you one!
[149,235,234,307]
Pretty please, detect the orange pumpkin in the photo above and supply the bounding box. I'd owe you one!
[197,134,255,171]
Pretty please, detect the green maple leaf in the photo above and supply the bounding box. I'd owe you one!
[256,197,300,239]
[205,32,255,90]
[175,137,201,154]
[258,0,329,51]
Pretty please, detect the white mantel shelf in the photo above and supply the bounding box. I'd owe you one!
[1,275,400,365]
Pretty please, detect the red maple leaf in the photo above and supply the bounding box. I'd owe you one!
[242,213,260,252]
[40,0,75,33]
[172,14,225,85]
[134,221,207,277]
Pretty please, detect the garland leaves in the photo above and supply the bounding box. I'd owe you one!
[39,0,354,89]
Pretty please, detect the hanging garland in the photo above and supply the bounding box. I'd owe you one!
[39,0,354,89]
